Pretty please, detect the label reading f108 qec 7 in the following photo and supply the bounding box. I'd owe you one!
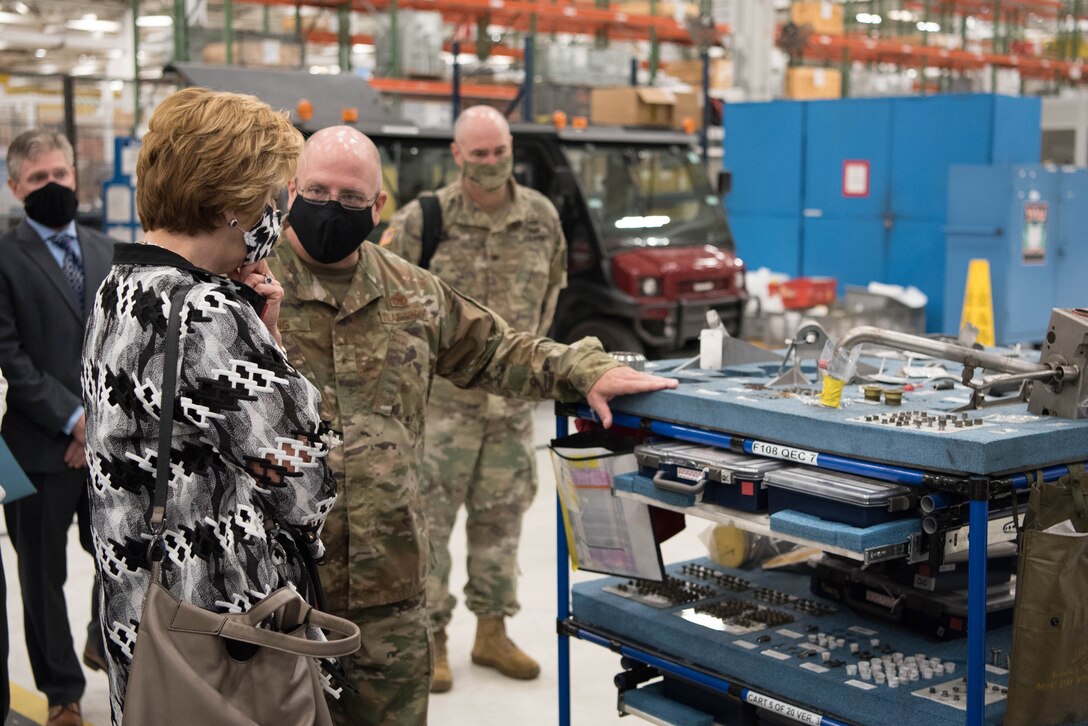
[750,441,819,466]
[744,692,822,725]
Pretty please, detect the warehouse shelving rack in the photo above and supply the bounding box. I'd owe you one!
[214,0,730,101]
[788,0,1088,93]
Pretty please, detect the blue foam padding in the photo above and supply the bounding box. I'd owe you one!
[614,471,697,508]
[623,683,714,726]
[611,359,1088,476]
[770,510,921,551]
[573,558,1011,726]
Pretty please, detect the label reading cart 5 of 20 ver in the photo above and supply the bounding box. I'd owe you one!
[744,692,822,725]
[750,441,819,465]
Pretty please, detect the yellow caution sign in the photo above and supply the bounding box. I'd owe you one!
[960,258,995,347]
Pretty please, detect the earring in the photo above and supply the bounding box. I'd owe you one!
[229,218,239,228]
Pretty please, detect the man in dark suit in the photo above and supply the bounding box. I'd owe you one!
[0,129,114,726]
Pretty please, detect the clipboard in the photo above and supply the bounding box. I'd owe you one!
[0,436,38,504]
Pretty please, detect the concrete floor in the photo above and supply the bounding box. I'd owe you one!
[2,402,708,725]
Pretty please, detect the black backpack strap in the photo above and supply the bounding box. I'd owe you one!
[418,193,443,271]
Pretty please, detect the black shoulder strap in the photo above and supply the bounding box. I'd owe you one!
[418,192,443,271]
[150,286,190,536]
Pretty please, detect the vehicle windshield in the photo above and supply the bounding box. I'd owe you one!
[563,143,733,254]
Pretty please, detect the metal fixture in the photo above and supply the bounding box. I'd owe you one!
[831,313,1088,418]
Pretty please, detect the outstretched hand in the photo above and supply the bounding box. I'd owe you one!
[585,366,678,429]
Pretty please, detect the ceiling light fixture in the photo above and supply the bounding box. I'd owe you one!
[65,18,121,33]
[136,15,173,27]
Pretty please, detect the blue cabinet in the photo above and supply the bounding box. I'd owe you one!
[722,101,805,216]
[945,165,1068,344]
[729,214,803,277]
[723,95,1041,332]
[1054,168,1088,310]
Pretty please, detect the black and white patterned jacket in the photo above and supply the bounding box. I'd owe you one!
[81,243,337,722]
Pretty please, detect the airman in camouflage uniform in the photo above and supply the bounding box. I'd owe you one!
[267,125,676,726]
[382,105,566,691]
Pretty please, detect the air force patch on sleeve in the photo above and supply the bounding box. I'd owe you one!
[379,225,397,247]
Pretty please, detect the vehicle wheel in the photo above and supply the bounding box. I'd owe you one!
[566,319,645,356]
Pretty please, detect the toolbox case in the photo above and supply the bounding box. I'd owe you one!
[634,441,788,512]
[763,468,914,528]
[810,556,1015,640]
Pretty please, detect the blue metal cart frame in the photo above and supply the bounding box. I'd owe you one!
[553,405,1081,726]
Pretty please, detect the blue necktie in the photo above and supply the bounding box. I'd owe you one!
[50,233,85,312]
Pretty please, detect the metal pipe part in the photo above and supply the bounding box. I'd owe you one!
[834,326,1050,377]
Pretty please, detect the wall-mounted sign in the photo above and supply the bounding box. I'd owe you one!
[842,160,870,198]
[1022,201,1048,265]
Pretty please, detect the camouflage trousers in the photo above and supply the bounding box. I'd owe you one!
[422,400,537,631]
[329,594,432,726]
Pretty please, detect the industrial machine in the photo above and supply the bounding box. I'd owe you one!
[830,308,1088,419]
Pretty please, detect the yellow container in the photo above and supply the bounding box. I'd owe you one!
[819,376,846,408]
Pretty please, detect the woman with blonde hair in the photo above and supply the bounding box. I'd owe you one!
[81,87,338,723]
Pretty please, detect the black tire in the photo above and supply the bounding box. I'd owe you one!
[566,319,645,355]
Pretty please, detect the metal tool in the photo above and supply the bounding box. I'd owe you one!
[769,321,829,387]
[831,310,1088,418]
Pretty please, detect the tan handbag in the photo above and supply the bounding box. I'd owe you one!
[120,288,360,725]
[1005,465,1088,725]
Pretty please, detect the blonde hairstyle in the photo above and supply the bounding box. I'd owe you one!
[7,129,74,183]
[136,87,302,235]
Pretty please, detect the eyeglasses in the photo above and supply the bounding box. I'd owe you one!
[296,185,378,211]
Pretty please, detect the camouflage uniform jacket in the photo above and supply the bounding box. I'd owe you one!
[384,179,567,419]
[267,240,618,610]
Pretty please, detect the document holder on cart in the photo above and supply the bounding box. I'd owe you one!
[550,431,666,581]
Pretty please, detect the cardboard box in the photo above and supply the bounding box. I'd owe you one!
[616,0,698,17]
[790,1,844,35]
[665,58,733,90]
[590,87,702,130]
[785,67,842,99]
[203,39,302,67]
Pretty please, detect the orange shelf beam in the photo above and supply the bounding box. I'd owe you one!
[901,0,1064,19]
[369,76,520,98]
[242,0,728,44]
[305,30,526,58]
[800,32,1084,80]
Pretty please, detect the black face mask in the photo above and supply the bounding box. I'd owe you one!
[288,197,375,264]
[24,181,78,228]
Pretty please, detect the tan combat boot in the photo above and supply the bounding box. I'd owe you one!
[432,630,453,693]
[471,616,540,680]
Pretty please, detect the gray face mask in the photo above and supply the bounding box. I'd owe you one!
[462,156,513,192]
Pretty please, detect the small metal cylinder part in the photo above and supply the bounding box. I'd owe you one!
[884,389,904,406]
[944,662,955,674]
[863,385,883,402]
[846,664,858,676]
